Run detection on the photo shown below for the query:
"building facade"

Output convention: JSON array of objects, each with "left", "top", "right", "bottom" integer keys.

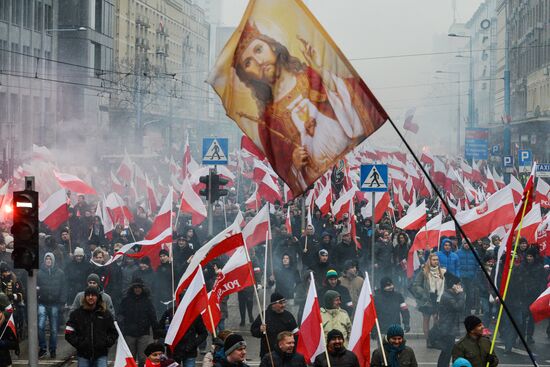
[{"left": 0, "top": 0, "right": 57, "bottom": 172}]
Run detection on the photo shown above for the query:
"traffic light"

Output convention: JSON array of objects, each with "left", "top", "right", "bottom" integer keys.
[
  {"left": 211, "top": 174, "right": 229, "bottom": 201},
  {"left": 11, "top": 189, "right": 39, "bottom": 271},
  {"left": 199, "top": 174, "right": 211, "bottom": 200}
]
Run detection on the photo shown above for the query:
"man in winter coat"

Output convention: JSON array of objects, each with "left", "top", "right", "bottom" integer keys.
[
  {"left": 338, "top": 261, "right": 363, "bottom": 308},
  {"left": 374, "top": 230, "right": 394, "bottom": 283},
  {"left": 64, "top": 247, "right": 90, "bottom": 305},
  {"left": 251, "top": 292, "right": 298, "bottom": 358},
  {"left": 519, "top": 247, "right": 546, "bottom": 344},
  {"left": 159, "top": 311, "right": 207, "bottom": 367},
  {"left": 371, "top": 325, "right": 418, "bottom": 367},
  {"left": 215, "top": 333, "right": 249, "bottom": 367},
  {"left": 333, "top": 230, "right": 358, "bottom": 272},
  {"left": 132, "top": 257, "right": 156, "bottom": 291},
  {"left": 452, "top": 315, "right": 498, "bottom": 367},
  {"left": 321, "top": 270, "right": 354, "bottom": 315},
  {"left": 320, "top": 291, "right": 351, "bottom": 344},
  {"left": 37, "top": 252, "right": 66, "bottom": 358},
  {"left": 65, "top": 286, "right": 118, "bottom": 367},
  {"left": 70, "top": 273, "right": 115, "bottom": 317},
  {"left": 117, "top": 278, "right": 160, "bottom": 366},
  {"left": 309, "top": 250, "right": 334, "bottom": 289},
  {"left": 436, "top": 273, "right": 465, "bottom": 367},
  {"left": 153, "top": 249, "right": 173, "bottom": 317},
  {"left": 260, "top": 331, "right": 307, "bottom": 367},
  {"left": 313, "top": 329, "right": 359, "bottom": 367},
  {"left": 456, "top": 242, "right": 477, "bottom": 316},
  {"left": 373, "top": 277, "right": 410, "bottom": 333},
  {"left": 437, "top": 238, "right": 460, "bottom": 277}
]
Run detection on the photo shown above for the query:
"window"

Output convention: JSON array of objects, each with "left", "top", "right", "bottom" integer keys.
[
  {"left": 0, "top": 40, "right": 8, "bottom": 68},
  {"left": 45, "top": 4, "right": 52, "bottom": 30},
  {"left": 23, "top": 0, "right": 32, "bottom": 28},
  {"left": 0, "top": 0, "right": 8, "bottom": 22},
  {"left": 10, "top": 43, "right": 19, "bottom": 72},
  {"left": 9, "top": 94, "right": 19, "bottom": 125},
  {"left": 11, "top": 0, "right": 21, "bottom": 25},
  {"left": 34, "top": 1, "right": 43, "bottom": 31},
  {"left": 95, "top": 0, "right": 103, "bottom": 32},
  {"left": 93, "top": 42, "right": 101, "bottom": 73},
  {"left": 22, "top": 45, "right": 30, "bottom": 71}
]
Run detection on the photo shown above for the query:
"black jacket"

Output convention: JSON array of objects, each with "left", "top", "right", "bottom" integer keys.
[
  {"left": 64, "top": 259, "right": 91, "bottom": 304},
  {"left": 214, "top": 359, "right": 250, "bottom": 367},
  {"left": 154, "top": 262, "right": 173, "bottom": 304},
  {"left": 160, "top": 312, "right": 207, "bottom": 361},
  {"left": 438, "top": 289, "right": 465, "bottom": 337},
  {"left": 251, "top": 308, "right": 298, "bottom": 358},
  {"left": 37, "top": 266, "right": 66, "bottom": 305},
  {"left": 313, "top": 348, "right": 359, "bottom": 367},
  {"left": 260, "top": 348, "right": 307, "bottom": 367},
  {"left": 65, "top": 302, "right": 117, "bottom": 359},
  {"left": 373, "top": 289, "right": 410, "bottom": 332},
  {"left": 0, "top": 311, "right": 18, "bottom": 366},
  {"left": 117, "top": 287, "right": 159, "bottom": 338}
]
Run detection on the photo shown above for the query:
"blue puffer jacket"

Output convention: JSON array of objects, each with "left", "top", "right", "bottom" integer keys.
[
  {"left": 457, "top": 247, "right": 477, "bottom": 279},
  {"left": 437, "top": 247, "right": 460, "bottom": 277}
]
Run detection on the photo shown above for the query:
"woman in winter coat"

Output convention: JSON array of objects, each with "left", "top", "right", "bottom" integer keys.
[{"left": 411, "top": 253, "right": 446, "bottom": 341}]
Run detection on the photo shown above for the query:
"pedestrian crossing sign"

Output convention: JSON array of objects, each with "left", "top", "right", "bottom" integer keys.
[
  {"left": 360, "top": 164, "right": 388, "bottom": 192},
  {"left": 202, "top": 138, "right": 228, "bottom": 165}
]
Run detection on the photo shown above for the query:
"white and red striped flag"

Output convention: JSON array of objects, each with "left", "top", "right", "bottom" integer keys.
[
  {"left": 456, "top": 186, "right": 516, "bottom": 242},
  {"left": 258, "top": 174, "right": 282, "bottom": 205},
  {"left": 285, "top": 206, "right": 292, "bottom": 234},
  {"left": 166, "top": 265, "right": 209, "bottom": 348},
  {"left": 535, "top": 178, "right": 550, "bottom": 209},
  {"left": 54, "top": 172, "right": 97, "bottom": 195},
  {"left": 180, "top": 179, "right": 207, "bottom": 226},
  {"left": 105, "top": 192, "right": 133, "bottom": 225},
  {"left": 395, "top": 201, "right": 427, "bottom": 231},
  {"left": 361, "top": 192, "right": 391, "bottom": 224},
  {"left": 114, "top": 322, "right": 137, "bottom": 367},
  {"left": 145, "top": 175, "right": 158, "bottom": 214},
  {"left": 203, "top": 246, "right": 255, "bottom": 333},
  {"left": 406, "top": 214, "right": 442, "bottom": 277},
  {"left": 242, "top": 204, "right": 271, "bottom": 248},
  {"left": 110, "top": 171, "right": 125, "bottom": 196},
  {"left": 117, "top": 152, "right": 133, "bottom": 183},
  {"left": 315, "top": 183, "right": 332, "bottom": 216},
  {"left": 39, "top": 189, "right": 69, "bottom": 230},
  {"left": 349, "top": 271, "right": 377, "bottom": 367},
  {"left": 515, "top": 203, "right": 542, "bottom": 243},
  {"left": 296, "top": 272, "right": 325, "bottom": 364},
  {"left": 530, "top": 287, "right": 550, "bottom": 323},
  {"left": 332, "top": 188, "right": 356, "bottom": 221}
]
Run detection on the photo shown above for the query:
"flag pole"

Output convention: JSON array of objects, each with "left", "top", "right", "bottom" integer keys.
[
  {"left": 263, "top": 231, "right": 269, "bottom": 313},
  {"left": 385, "top": 115, "right": 537, "bottom": 366},
  {"left": 0, "top": 314, "right": 11, "bottom": 340},
  {"left": 206, "top": 302, "right": 218, "bottom": 339},
  {"left": 169, "top": 241, "right": 176, "bottom": 315},
  {"left": 487, "top": 189, "right": 531, "bottom": 365},
  {"left": 320, "top": 322, "right": 332, "bottom": 367},
  {"left": 243, "top": 243, "right": 275, "bottom": 367},
  {"left": 374, "top": 318, "right": 388, "bottom": 367}
]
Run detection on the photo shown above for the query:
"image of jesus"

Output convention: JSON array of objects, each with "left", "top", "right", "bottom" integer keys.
[{"left": 233, "top": 22, "right": 376, "bottom": 193}]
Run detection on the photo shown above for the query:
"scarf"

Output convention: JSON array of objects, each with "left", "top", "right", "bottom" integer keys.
[
  {"left": 428, "top": 266, "right": 444, "bottom": 300},
  {"left": 385, "top": 342, "right": 405, "bottom": 367}
]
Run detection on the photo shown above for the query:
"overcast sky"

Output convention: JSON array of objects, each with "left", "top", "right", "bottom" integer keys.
[{"left": 217, "top": 0, "right": 485, "bottom": 153}]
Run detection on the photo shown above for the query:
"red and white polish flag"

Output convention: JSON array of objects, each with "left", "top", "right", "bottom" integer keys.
[
  {"left": 180, "top": 179, "right": 207, "bottom": 226},
  {"left": 166, "top": 265, "right": 209, "bottom": 349},
  {"left": 110, "top": 171, "right": 125, "bottom": 196},
  {"left": 285, "top": 206, "right": 292, "bottom": 234},
  {"left": 117, "top": 153, "right": 134, "bottom": 183},
  {"left": 203, "top": 246, "right": 255, "bottom": 333},
  {"left": 296, "top": 273, "right": 325, "bottom": 365},
  {"left": 54, "top": 172, "right": 97, "bottom": 195},
  {"left": 332, "top": 187, "right": 356, "bottom": 221},
  {"left": 39, "top": 189, "right": 69, "bottom": 231},
  {"left": 242, "top": 204, "right": 271, "bottom": 248},
  {"left": 395, "top": 201, "right": 427, "bottom": 231},
  {"left": 530, "top": 287, "right": 550, "bottom": 323},
  {"left": 515, "top": 203, "right": 542, "bottom": 243},
  {"left": 406, "top": 213, "right": 442, "bottom": 277},
  {"left": 535, "top": 178, "right": 550, "bottom": 209},
  {"left": 315, "top": 183, "right": 332, "bottom": 216},
  {"left": 114, "top": 321, "right": 137, "bottom": 367},
  {"left": 349, "top": 271, "right": 377, "bottom": 367},
  {"left": 456, "top": 186, "right": 515, "bottom": 242}
]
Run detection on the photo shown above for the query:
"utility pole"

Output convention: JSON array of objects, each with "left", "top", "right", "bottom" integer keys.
[{"left": 503, "top": 1, "right": 512, "bottom": 183}]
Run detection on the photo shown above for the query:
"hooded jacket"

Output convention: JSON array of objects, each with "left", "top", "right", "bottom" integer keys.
[
  {"left": 371, "top": 339, "right": 418, "bottom": 367},
  {"left": 65, "top": 295, "right": 118, "bottom": 359},
  {"left": 37, "top": 252, "right": 66, "bottom": 305},
  {"left": 117, "top": 284, "right": 160, "bottom": 338},
  {"left": 320, "top": 291, "right": 352, "bottom": 344}
]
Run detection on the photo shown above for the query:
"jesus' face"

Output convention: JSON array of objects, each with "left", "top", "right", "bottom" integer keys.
[{"left": 239, "top": 39, "right": 278, "bottom": 85}]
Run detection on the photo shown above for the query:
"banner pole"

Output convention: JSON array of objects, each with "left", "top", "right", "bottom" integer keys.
[{"left": 385, "top": 115, "right": 537, "bottom": 366}]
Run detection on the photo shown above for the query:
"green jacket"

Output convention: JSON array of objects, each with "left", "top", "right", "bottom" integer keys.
[
  {"left": 320, "top": 308, "right": 351, "bottom": 344},
  {"left": 451, "top": 334, "right": 498, "bottom": 367}
]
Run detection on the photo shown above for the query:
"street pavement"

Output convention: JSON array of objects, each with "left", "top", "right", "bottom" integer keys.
[{"left": 10, "top": 293, "right": 550, "bottom": 366}]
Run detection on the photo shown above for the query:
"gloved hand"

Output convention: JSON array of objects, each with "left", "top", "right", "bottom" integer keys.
[
  {"left": 487, "top": 353, "right": 498, "bottom": 365},
  {"left": 404, "top": 325, "right": 411, "bottom": 333}
]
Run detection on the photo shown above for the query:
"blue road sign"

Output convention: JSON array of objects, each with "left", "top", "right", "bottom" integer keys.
[
  {"left": 503, "top": 155, "right": 513, "bottom": 167},
  {"left": 492, "top": 145, "right": 499, "bottom": 154},
  {"left": 465, "top": 128, "right": 489, "bottom": 160},
  {"left": 518, "top": 149, "right": 532, "bottom": 166},
  {"left": 360, "top": 164, "right": 388, "bottom": 192},
  {"left": 202, "top": 138, "right": 229, "bottom": 165},
  {"left": 537, "top": 163, "right": 550, "bottom": 178}
]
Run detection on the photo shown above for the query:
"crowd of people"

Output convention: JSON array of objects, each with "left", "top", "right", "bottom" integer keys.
[{"left": 0, "top": 175, "right": 544, "bottom": 367}]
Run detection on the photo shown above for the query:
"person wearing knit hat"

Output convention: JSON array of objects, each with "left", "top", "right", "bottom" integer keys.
[
  {"left": 371, "top": 325, "right": 418, "bottom": 367},
  {"left": 251, "top": 288, "right": 298, "bottom": 358},
  {"left": 321, "top": 271, "right": 354, "bottom": 315},
  {"left": 320, "top": 290, "right": 352, "bottom": 346},
  {"left": 435, "top": 272, "right": 465, "bottom": 367},
  {"left": 313, "top": 329, "right": 358, "bottom": 367},
  {"left": 451, "top": 315, "right": 498, "bottom": 367},
  {"left": 338, "top": 260, "right": 363, "bottom": 310},
  {"left": 374, "top": 277, "right": 411, "bottom": 335},
  {"left": 155, "top": 248, "right": 173, "bottom": 318},
  {"left": 65, "top": 283, "right": 117, "bottom": 366},
  {"left": 221, "top": 333, "right": 248, "bottom": 366},
  {"left": 143, "top": 342, "right": 179, "bottom": 367},
  {"left": 73, "top": 247, "right": 85, "bottom": 257},
  {"left": 452, "top": 358, "right": 473, "bottom": 367},
  {"left": 69, "top": 273, "right": 115, "bottom": 317}
]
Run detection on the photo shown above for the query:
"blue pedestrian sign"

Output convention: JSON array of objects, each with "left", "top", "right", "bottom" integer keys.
[
  {"left": 360, "top": 164, "right": 388, "bottom": 192},
  {"left": 503, "top": 155, "right": 513, "bottom": 167},
  {"left": 202, "top": 138, "right": 228, "bottom": 165},
  {"left": 518, "top": 149, "right": 532, "bottom": 166}
]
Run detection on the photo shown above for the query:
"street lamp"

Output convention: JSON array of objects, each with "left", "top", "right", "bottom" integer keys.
[
  {"left": 436, "top": 70, "right": 462, "bottom": 155},
  {"left": 449, "top": 33, "right": 475, "bottom": 127}
]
